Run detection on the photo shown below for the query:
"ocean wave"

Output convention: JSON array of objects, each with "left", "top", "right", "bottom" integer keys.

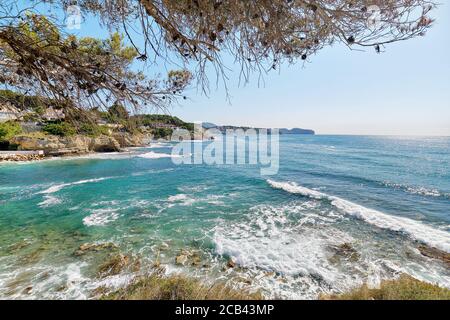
[
  {"left": 166, "top": 193, "right": 225, "bottom": 207},
  {"left": 267, "top": 180, "right": 450, "bottom": 253},
  {"left": 382, "top": 181, "right": 449, "bottom": 198},
  {"left": 147, "top": 142, "right": 173, "bottom": 148},
  {"left": 39, "top": 177, "right": 112, "bottom": 194},
  {"left": 137, "top": 151, "right": 184, "bottom": 159},
  {"left": 38, "top": 195, "right": 62, "bottom": 207},
  {"left": 82, "top": 208, "right": 120, "bottom": 226},
  {"left": 212, "top": 204, "right": 370, "bottom": 299}
]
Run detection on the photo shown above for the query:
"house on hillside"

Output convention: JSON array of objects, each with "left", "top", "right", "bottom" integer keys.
[
  {"left": 0, "top": 103, "right": 20, "bottom": 122},
  {"left": 42, "top": 107, "right": 65, "bottom": 121},
  {"left": 147, "top": 122, "right": 178, "bottom": 129}
]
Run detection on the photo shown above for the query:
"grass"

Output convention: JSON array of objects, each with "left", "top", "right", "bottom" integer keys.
[
  {"left": 321, "top": 275, "right": 450, "bottom": 300},
  {"left": 100, "top": 272, "right": 262, "bottom": 300}
]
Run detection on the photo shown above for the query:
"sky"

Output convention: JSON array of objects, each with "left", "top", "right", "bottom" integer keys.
[
  {"left": 173, "top": 4, "right": 450, "bottom": 136},
  {"left": 41, "top": 2, "right": 450, "bottom": 135}
]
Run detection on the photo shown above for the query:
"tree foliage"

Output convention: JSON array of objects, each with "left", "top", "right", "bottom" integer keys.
[
  {"left": 0, "top": 121, "right": 22, "bottom": 141},
  {"left": 0, "top": 4, "right": 192, "bottom": 114},
  {"left": 0, "top": 0, "right": 437, "bottom": 111}
]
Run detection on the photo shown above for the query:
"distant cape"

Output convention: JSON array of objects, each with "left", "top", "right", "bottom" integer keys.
[
  {"left": 201, "top": 123, "right": 315, "bottom": 135},
  {"left": 278, "top": 128, "right": 315, "bottom": 135}
]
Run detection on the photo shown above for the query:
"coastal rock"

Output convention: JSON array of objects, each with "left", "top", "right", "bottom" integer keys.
[
  {"left": 88, "top": 135, "right": 121, "bottom": 152},
  {"left": 11, "top": 134, "right": 121, "bottom": 155},
  {"left": 74, "top": 242, "right": 118, "bottom": 256},
  {"left": 329, "top": 243, "right": 360, "bottom": 264},
  {"left": 0, "top": 153, "right": 44, "bottom": 161},
  {"left": 418, "top": 245, "right": 450, "bottom": 267},
  {"left": 112, "top": 132, "right": 144, "bottom": 148},
  {"left": 227, "top": 259, "right": 236, "bottom": 269},
  {"left": 175, "top": 254, "right": 188, "bottom": 265},
  {"left": 175, "top": 249, "right": 203, "bottom": 267},
  {"left": 97, "top": 253, "right": 131, "bottom": 277}
]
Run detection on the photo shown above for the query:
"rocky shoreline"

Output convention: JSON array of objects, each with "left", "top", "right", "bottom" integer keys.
[
  {"left": 0, "top": 132, "right": 151, "bottom": 162},
  {"left": 0, "top": 152, "right": 45, "bottom": 162}
]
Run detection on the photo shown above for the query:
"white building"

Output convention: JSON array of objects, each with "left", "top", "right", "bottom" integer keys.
[
  {"left": 42, "top": 107, "right": 65, "bottom": 121},
  {"left": 0, "top": 104, "right": 20, "bottom": 122}
]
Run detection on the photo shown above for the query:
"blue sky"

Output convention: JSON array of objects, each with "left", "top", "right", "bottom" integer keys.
[
  {"left": 57, "top": 2, "right": 450, "bottom": 135},
  {"left": 173, "top": 4, "right": 450, "bottom": 136}
]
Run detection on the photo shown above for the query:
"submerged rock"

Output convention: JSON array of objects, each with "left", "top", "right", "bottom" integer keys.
[
  {"left": 74, "top": 242, "right": 118, "bottom": 256},
  {"left": 97, "top": 253, "right": 140, "bottom": 278},
  {"left": 175, "top": 249, "right": 204, "bottom": 267},
  {"left": 227, "top": 259, "right": 236, "bottom": 269},
  {"left": 329, "top": 243, "right": 360, "bottom": 264},
  {"left": 175, "top": 254, "right": 188, "bottom": 265},
  {"left": 418, "top": 245, "right": 450, "bottom": 267}
]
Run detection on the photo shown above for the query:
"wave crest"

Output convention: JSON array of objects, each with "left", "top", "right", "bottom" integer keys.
[{"left": 267, "top": 180, "right": 450, "bottom": 253}]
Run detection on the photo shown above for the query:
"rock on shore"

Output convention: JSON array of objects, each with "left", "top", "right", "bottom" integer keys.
[
  {"left": 9, "top": 132, "right": 146, "bottom": 157},
  {"left": 0, "top": 153, "right": 44, "bottom": 162}
]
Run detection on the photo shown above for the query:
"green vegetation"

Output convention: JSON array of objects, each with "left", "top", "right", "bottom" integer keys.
[
  {"left": 0, "top": 121, "right": 22, "bottom": 141},
  {"left": 321, "top": 275, "right": 450, "bottom": 300},
  {"left": 101, "top": 273, "right": 262, "bottom": 300},
  {"left": 133, "top": 114, "right": 194, "bottom": 132},
  {"left": 0, "top": 89, "right": 195, "bottom": 143},
  {"left": 0, "top": 90, "right": 47, "bottom": 114},
  {"left": 109, "top": 102, "right": 129, "bottom": 120},
  {"left": 79, "top": 123, "right": 110, "bottom": 137},
  {"left": 152, "top": 128, "right": 173, "bottom": 140},
  {"left": 42, "top": 122, "right": 76, "bottom": 137}
]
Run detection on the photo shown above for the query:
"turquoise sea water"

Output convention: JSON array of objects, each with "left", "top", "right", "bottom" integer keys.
[{"left": 0, "top": 135, "right": 449, "bottom": 299}]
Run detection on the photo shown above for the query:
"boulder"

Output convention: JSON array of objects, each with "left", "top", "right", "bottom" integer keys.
[
  {"left": 74, "top": 242, "right": 118, "bottom": 256},
  {"left": 88, "top": 135, "right": 121, "bottom": 152},
  {"left": 112, "top": 132, "right": 144, "bottom": 148},
  {"left": 11, "top": 134, "right": 121, "bottom": 155},
  {"left": 418, "top": 245, "right": 450, "bottom": 267},
  {"left": 175, "top": 254, "right": 188, "bottom": 265}
]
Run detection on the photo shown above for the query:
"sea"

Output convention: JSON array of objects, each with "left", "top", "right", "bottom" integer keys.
[{"left": 0, "top": 135, "right": 449, "bottom": 299}]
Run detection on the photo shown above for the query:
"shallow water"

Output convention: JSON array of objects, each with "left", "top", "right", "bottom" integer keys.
[{"left": 0, "top": 135, "right": 449, "bottom": 299}]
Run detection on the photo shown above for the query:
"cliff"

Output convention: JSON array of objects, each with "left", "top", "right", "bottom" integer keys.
[
  {"left": 10, "top": 132, "right": 146, "bottom": 156},
  {"left": 279, "top": 128, "right": 315, "bottom": 135},
  {"left": 202, "top": 123, "right": 315, "bottom": 135}
]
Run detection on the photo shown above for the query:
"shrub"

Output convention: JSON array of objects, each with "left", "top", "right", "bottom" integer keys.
[
  {"left": 100, "top": 273, "right": 262, "bottom": 300},
  {"left": 79, "top": 123, "right": 110, "bottom": 137},
  {"left": 0, "top": 89, "right": 46, "bottom": 114},
  {"left": 152, "top": 127, "right": 173, "bottom": 139},
  {"left": 321, "top": 275, "right": 450, "bottom": 300},
  {"left": 0, "top": 121, "right": 22, "bottom": 141},
  {"left": 42, "top": 122, "right": 76, "bottom": 136}
]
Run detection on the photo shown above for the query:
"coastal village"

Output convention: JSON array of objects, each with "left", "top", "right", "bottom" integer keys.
[{"left": 0, "top": 90, "right": 193, "bottom": 161}]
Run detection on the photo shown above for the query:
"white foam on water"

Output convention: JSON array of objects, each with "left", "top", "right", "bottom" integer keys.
[
  {"left": 39, "top": 177, "right": 112, "bottom": 194},
  {"left": 383, "top": 181, "right": 447, "bottom": 198},
  {"left": 147, "top": 142, "right": 173, "bottom": 148},
  {"left": 212, "top": 203, "right": 367, "bottom": 299},
  {"left": 267, "top": 180, "right": 450, "bottom": 253},
  {"left": 168, "top": 194, "right": 189, "bottom": 202},
  {"left": 83, "top": 208, "right": 120, "bottom": 226},
  {"left": 38, "top": 195, "right": 62, "bottom": 207},
  {"left": 137, "top": 151, "right": 180, "bottom": 159},
  {"left": 0, "top": 261, "right": 90, "bottom": 299},
  {"left": 167, "top": 193, "right": 226, "bottom": 207}
]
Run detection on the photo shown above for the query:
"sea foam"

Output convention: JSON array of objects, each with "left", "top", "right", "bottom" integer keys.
[
  {"left": 39, "top": 177, "right": 112, "bottom": 194},
  {"left": 82, "top": 208, "right": 120, "bottom": 226},
  {"left": 138, "top": 151, "right": 182, "bottom": 159},
  {"left": 267, "top": 180, "right": 450, "bottom": 253}
]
